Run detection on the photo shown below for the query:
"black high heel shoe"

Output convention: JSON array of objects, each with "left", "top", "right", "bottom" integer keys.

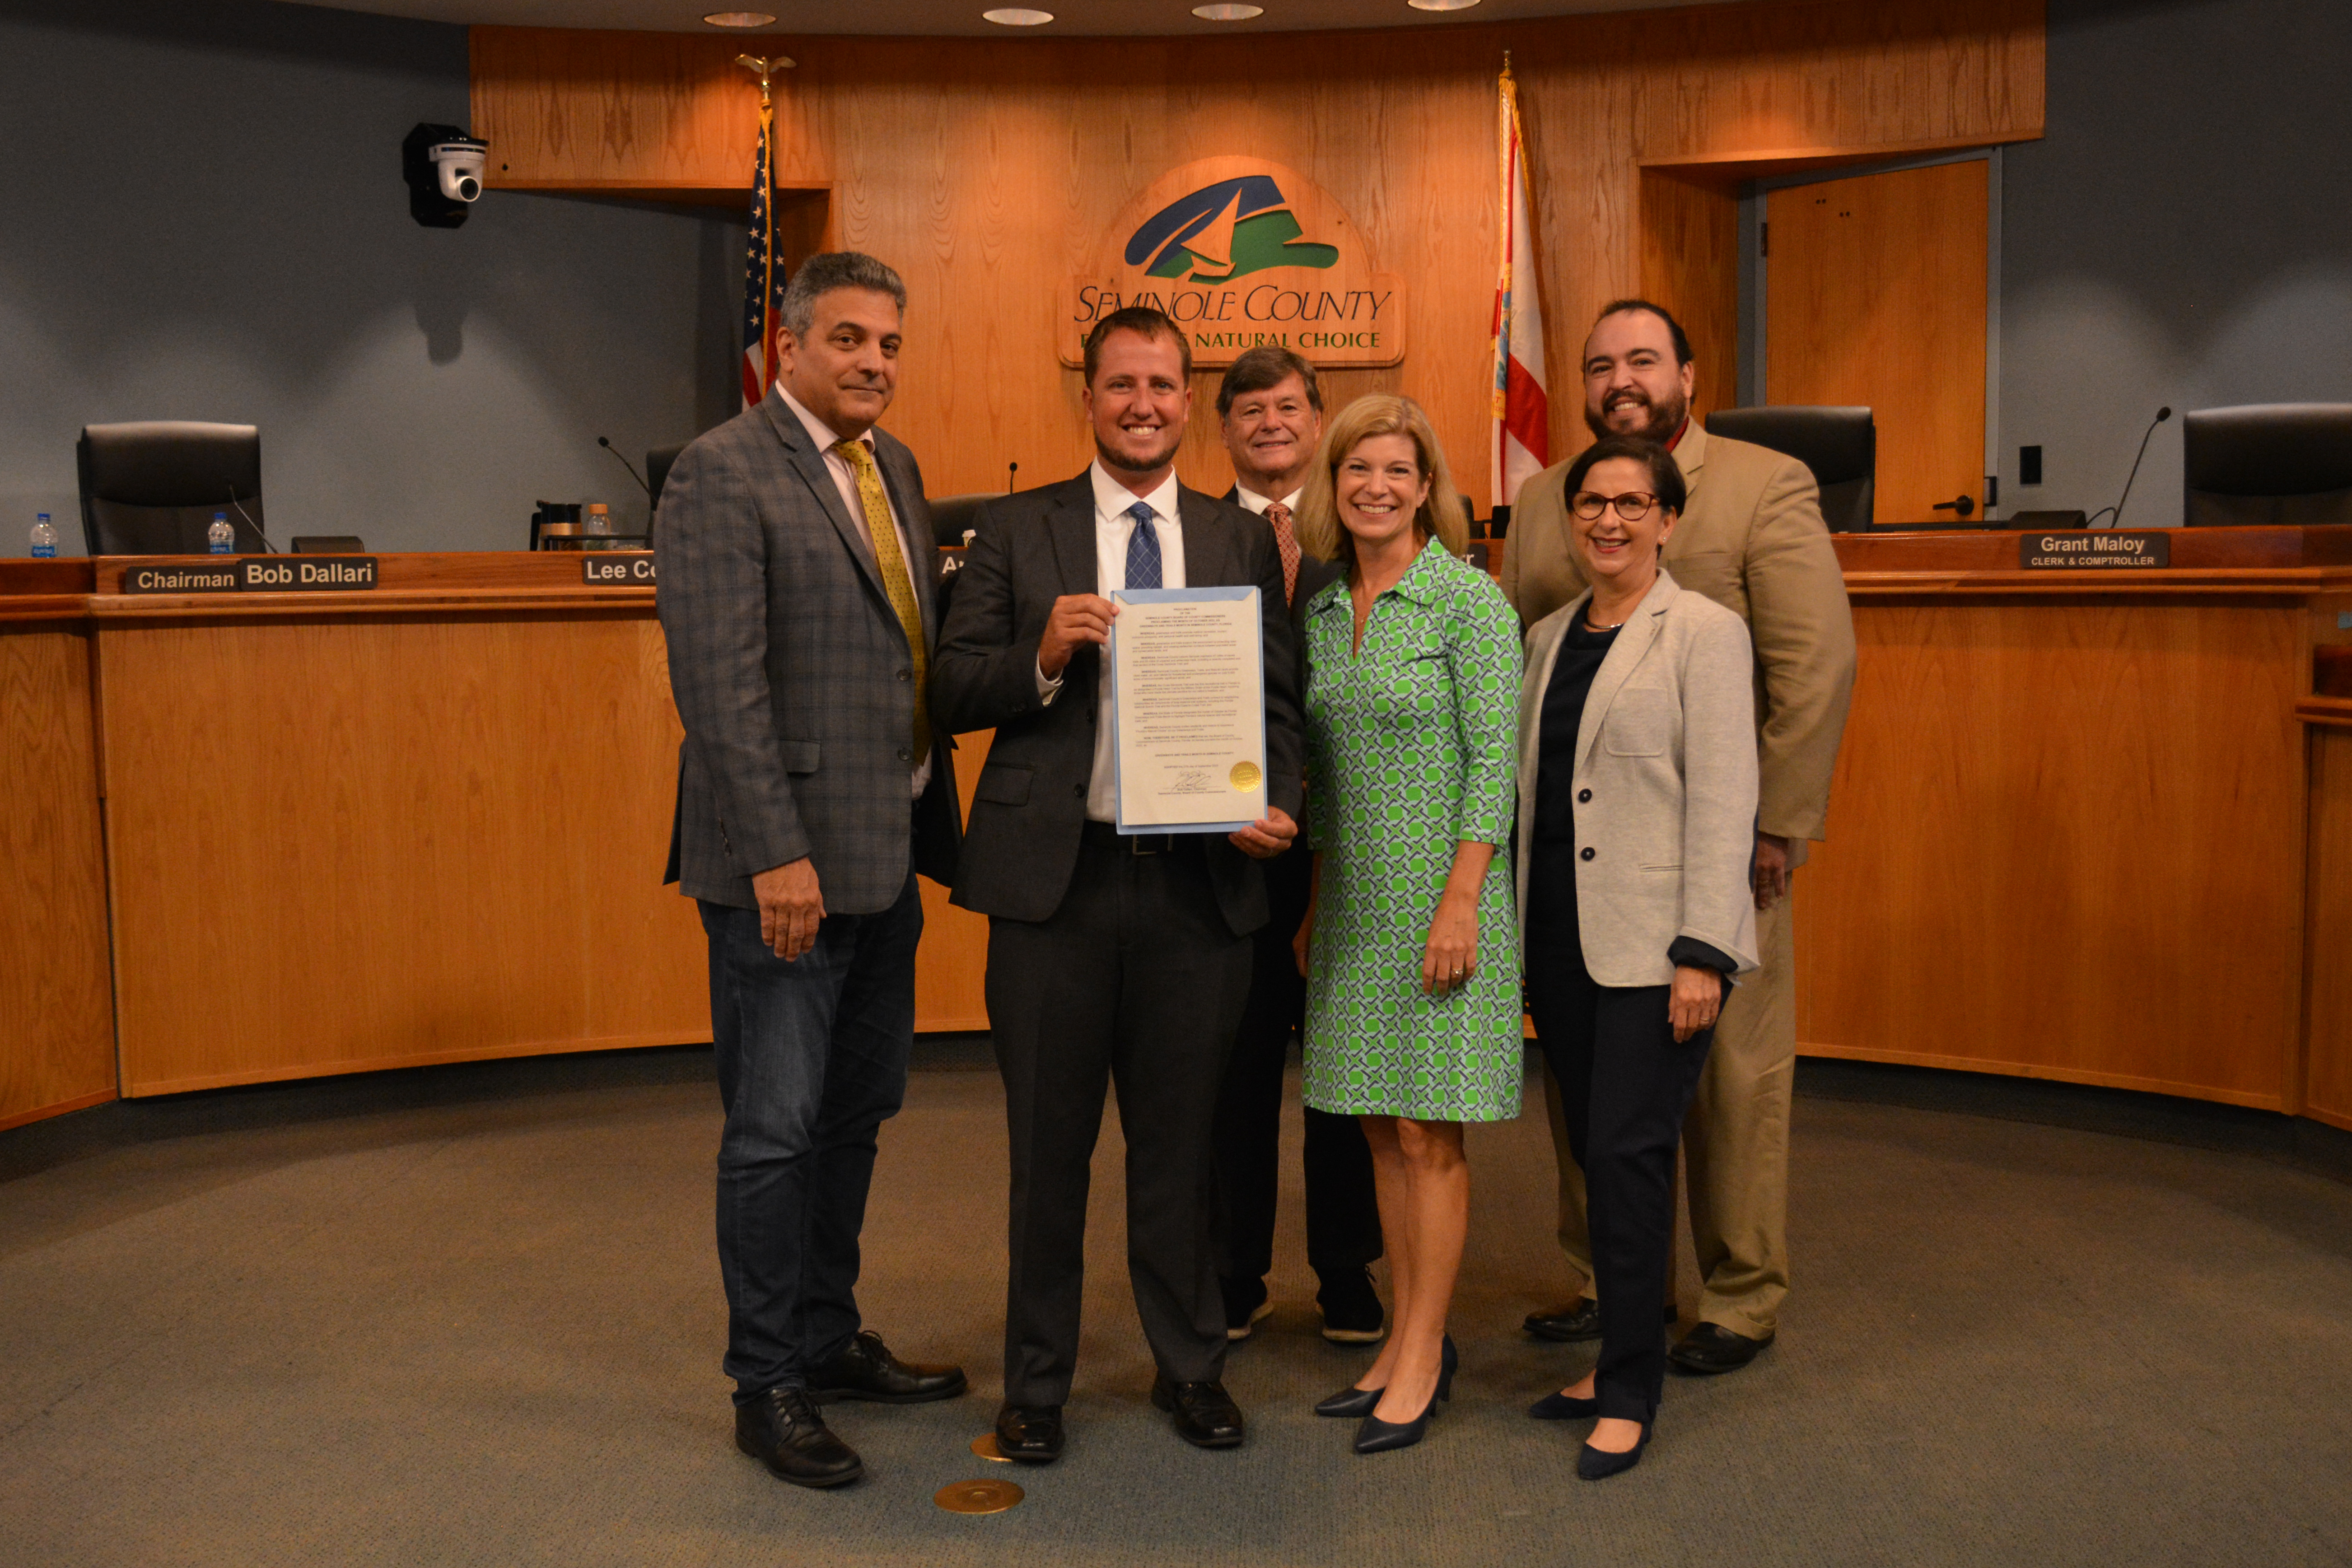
[
  {"left": 1347, "top": 1337, "right": 1457, "bottom": 1453},
  {"left": 1576, "top": 1419, "right": 1653, "bottom": 1480},
  {"left": 1528, "top": 1387, "right": 1601, "bottom": 1420},
  {"left": 1354, "top": 1390, "right": 1438, "bottom": 1453},
  {"left": 1316, "top": 1335, "right": 1456, "bottom": 1420}
]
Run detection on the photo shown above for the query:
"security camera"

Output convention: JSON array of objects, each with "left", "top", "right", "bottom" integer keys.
[
  {"left": 402, "top": 122, "right": 489, "bottom": 229},
  {"left": 430, "top": 138, "right": 489, "bottom": 203}
]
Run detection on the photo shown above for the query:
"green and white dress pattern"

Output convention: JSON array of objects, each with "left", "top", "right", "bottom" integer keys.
[{"left": 1299, "top": 540, "right": 1525, "bottom": 1122}]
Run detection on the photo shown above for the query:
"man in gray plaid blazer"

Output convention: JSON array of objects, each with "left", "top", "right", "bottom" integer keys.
[{"left": 657, "top": 252, "right": 966, "bottom": 1492}]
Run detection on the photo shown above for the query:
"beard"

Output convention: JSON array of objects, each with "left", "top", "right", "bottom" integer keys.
[
  {"left": 1096, "top": 425, "right": 1185, "bottom": 475},
  {"left": 1584, "top": 384, "right": 1689, "bottom": 444}
]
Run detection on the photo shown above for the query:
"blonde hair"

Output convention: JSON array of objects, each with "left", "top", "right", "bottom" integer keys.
[{"left": 1295, "top": 394, "right": 1470, "bottom": 574}]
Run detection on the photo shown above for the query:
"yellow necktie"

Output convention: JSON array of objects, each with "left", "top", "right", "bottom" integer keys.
[{"left": 833, "top": 438, "right": 929, "bottom": 768}]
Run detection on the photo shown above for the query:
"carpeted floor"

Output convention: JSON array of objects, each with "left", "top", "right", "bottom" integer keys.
[{"left": 2, "top": 1041, "right": 2349, "bottom": 1567}]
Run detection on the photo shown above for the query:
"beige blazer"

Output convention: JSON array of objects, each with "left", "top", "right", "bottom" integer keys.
[
  {"left": 1514, "top": 569, "right": 1760, "bottom": 986},
  {"left": 1503, "top": 420, "right": 1856, "bottom": 844}
]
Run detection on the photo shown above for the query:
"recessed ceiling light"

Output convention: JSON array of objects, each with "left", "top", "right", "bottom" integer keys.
[
  {"left": 1405, "top": 0, "right": 1481, "bottom": 9},
  {"left": 1193, "top": 3, "right": 1265, "bottom": 17},
  {"left": 982, "top": 7, "right": 1054, "bottom": 22},
  {"left": 702, "top": 10, "right": 775, "bottom": 23}
]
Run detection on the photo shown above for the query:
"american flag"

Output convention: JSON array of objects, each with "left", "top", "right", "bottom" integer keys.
[{"left": 741, "top": 89, "right": 786, "bottom": 409}]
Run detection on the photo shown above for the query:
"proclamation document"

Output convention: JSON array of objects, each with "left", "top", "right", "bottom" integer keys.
[{"left": 1109, "top": 586, "right": 1269, "bottom": 834}]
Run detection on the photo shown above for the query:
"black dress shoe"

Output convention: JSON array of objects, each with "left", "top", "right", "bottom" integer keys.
[
  {"left": 993, "top": 1403, "right": 1064, "bottom": 1464},
  {"left": 1152, "top": 1377, "right": 1246, "bottom": 1448},
  {"left": 1316, "top": 1266, "right": 1386, "bottom": 1344},
  {"left": 735, "top": 1386, "right": 863, "bottom": 1489},
  {"left": 1668, "top": 1322, "right": 1773, "bottom": 1375},
  {"left": 1577, "top": 1420, "right": 1652, "bottom": 1480},
  {"left": 806, "top": 1330, "right": 968, "bottom": 1404},
  {"left": 1523, "top": 1299, "right": 1601, "bottom": 1342},
  {"left": 1221, "top": 1276, "right": 1274, "bottom": 1341}
]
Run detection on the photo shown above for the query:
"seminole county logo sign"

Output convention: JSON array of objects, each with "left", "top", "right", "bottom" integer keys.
[{"left": 1060, "top": 156, "right": 1405, "bottom": 369}]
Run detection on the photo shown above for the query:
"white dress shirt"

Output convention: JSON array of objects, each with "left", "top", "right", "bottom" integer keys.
[
  {"left": 1037, "top": 460, "right": 1187, "bottom": 822},
  {"left": 1231, "top": 484, "right": 1304, "bottom": 516},
  {"left": 778, "top": 385, "right": 931, "bottom": 797}
]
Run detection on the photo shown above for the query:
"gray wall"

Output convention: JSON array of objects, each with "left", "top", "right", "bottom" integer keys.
[
  {"left": 0, "top": 0, "right": 742, "bottom": 556},
  {"left": 2000, "top": 0, "right": 2352, "bottom": 523}
]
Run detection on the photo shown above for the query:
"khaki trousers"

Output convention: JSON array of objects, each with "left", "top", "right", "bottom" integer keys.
[{"left": 1542, "top": 892, "right": 1795, "bottom": 1338}]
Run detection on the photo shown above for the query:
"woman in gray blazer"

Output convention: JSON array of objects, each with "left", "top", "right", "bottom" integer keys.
[{"left": 1513, "top": 433, "right": 1759, "bottom": 1480}]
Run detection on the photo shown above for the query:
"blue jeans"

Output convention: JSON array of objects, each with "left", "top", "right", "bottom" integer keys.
[{"left": 701, "top": 871, "right": 923, "bottom": 1403}]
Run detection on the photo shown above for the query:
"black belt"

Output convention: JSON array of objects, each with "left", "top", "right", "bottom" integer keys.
[{"left": 1080, "top": 820, "right": 1189, "bottom": 855}]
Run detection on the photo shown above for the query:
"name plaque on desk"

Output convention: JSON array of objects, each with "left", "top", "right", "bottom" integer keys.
[
  {"left": 2019, "top": 532, "right": 2169, "bottom": 570},
  {"left": 582, "top": 554, "right": 656, "bottom": 585},
  {"left": 124, "top": 557, "right": 378, "bottom": 594}
]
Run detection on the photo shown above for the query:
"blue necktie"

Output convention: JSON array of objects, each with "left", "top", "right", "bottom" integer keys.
[{"left": 1124, "top": 500, "right": 1163, "bottom": 590}]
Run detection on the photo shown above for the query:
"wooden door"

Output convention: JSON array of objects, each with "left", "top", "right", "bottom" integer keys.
[{"left": 1767, "top": 161, "right": 1987, "bottom": 525}]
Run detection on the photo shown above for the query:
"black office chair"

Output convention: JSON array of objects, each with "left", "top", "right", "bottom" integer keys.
[
  {"left": 929, "top": 494, "right": 994, "bottom": 550},
  {"left": 2182, "top": 404, "right": 2352, "bottom": 527},
  {"left": 647, "top": 443, "right": 689, "bottom": 512},
  {"left": 1704, "top": 406, "right": 1876, "bottom": 533},
  {"left": 291, "top": 536, "right": 365, "bottom": 553},
  {"left": 78, "top": 422, "right": 269, "bottom": 555}
]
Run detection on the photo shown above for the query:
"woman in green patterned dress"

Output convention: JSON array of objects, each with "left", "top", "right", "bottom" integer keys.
[{"left": 1292, "top": 394, "right": 1524, "bottom": 1455}]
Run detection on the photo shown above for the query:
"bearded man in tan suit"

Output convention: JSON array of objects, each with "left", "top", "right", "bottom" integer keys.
[{"left": 1503, "top": 298, "right": 1855, "bottom": 1374}]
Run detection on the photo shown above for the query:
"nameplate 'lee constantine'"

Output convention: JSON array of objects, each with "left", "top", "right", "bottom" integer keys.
[{"left": 123, "top": 557, "right": 379, "bottom": 594}]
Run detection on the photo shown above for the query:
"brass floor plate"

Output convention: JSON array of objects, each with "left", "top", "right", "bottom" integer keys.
[
  {"left": 935, "top": 1478, "right": 1024, "bottom": 1514},
  {"left": 970, "top": 1433, "right": 1013, "bottom": 1462}
]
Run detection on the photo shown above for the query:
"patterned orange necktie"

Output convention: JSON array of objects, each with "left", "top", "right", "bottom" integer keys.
[
  {"left": 833, "top": 439, "right": 929, "bottom": 767},
  {"left": 1264, "top": 500, "right": 1302, "bottom": 608}
]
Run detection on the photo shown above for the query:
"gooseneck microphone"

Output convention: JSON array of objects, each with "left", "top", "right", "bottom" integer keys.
[
  {"left": 228, "top": 486, "right": 275, "bottom": 551},
  {"left": 2085, "top": 406, "right": 2171, "bottom": 529},
  {"left": 1008, "top": 461, "right": 1019, "bottom": 493},
  {"left": 597, "top": 436, "right": 654, "bottom": 499}
]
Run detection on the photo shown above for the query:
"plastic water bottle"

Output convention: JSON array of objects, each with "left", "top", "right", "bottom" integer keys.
[
  {"left": 207, "top": 511, "right": 233, "bottom": 554},
  {"left": 30, "top": 512, "right": 57, "bottom": 557}
]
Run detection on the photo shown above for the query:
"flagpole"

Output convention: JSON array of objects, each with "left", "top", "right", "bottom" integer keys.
[{"left": 736, "top": 54, "right": 796, "bottom": 409}]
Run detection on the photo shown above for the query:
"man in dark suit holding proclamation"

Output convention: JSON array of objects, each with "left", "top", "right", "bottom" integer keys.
[
  {"left": 658, "top": 252, "right": 968, "bottom": 1491},
  {"left": 1208, "top": 347, "right": 1385, "bottom": 1345},
  {"left": 933, "top": 307, "right": 1306, "bottom": 1462}
]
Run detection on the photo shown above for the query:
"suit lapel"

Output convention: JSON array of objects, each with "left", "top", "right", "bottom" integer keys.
[
  {"left": 760, "top": 391, "right": 889, "bottom": 606},
  {"left": 1575, "top": 573, "right": 1680, "bottom": 770},
  {"left": 1043, "top": 477, "right": 1097, "bottom": 600},
  {"left": 1179, "top": 487, "right": 1235, "bottom": 588}
]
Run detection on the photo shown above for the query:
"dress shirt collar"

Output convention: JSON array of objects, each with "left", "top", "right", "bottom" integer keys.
[
  {"left": 1381, "top": 534, "right": 1450, "bottom": 607},
  {"left": 1232, "top": 484, "right": 1304, "bottom": 516},
  {"left": 1089, "top": 459, "right": 1181, "bottom": 526},
  {"left": 779, "top": 384, "right": 873, "bottom": 458}
]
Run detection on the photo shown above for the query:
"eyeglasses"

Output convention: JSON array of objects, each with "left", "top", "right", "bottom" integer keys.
[{"left": 1569, "top": 490, "right": 1662, "bottom": 522}]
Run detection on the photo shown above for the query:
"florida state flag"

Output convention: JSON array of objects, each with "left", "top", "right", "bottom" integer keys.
[{"left": 1491, "top": 61, "right": 1549, "bottom": 506}]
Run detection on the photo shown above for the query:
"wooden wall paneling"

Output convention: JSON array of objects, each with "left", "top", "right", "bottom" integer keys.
[
  {"left": 1795, "top": 599, "right": 2308, "bottom": 1106},
  {"left": 471, "top": 26, "right": 831, "bottom": 191},
  {"left": 1768, "top": 159, "right": 1989, "bottom": 523},
  {"left": 0, "top": 625, "right": 118, "bottom": 1129},
  {"left": 2303, "top": 723, "right": 2352, "bottom": 1132},
  {"left": 99, "top": 612, "right": 710, "bottom": 1096},
  {"left": 472, "top": 0, "right": 2043, "bottom": 508},
  {"left": 1638, "top": 169, "right": 1740, "bottom": 423}
]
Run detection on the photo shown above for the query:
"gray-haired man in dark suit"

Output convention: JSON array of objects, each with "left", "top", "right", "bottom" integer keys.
[{"left": 657, "top": 251, "right": 967, "bottom": 1492}]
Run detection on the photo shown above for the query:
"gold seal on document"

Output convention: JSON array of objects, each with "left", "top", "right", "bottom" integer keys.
[{"left": 1229, "top": 761, "right": 1262, "bottom": 791}]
